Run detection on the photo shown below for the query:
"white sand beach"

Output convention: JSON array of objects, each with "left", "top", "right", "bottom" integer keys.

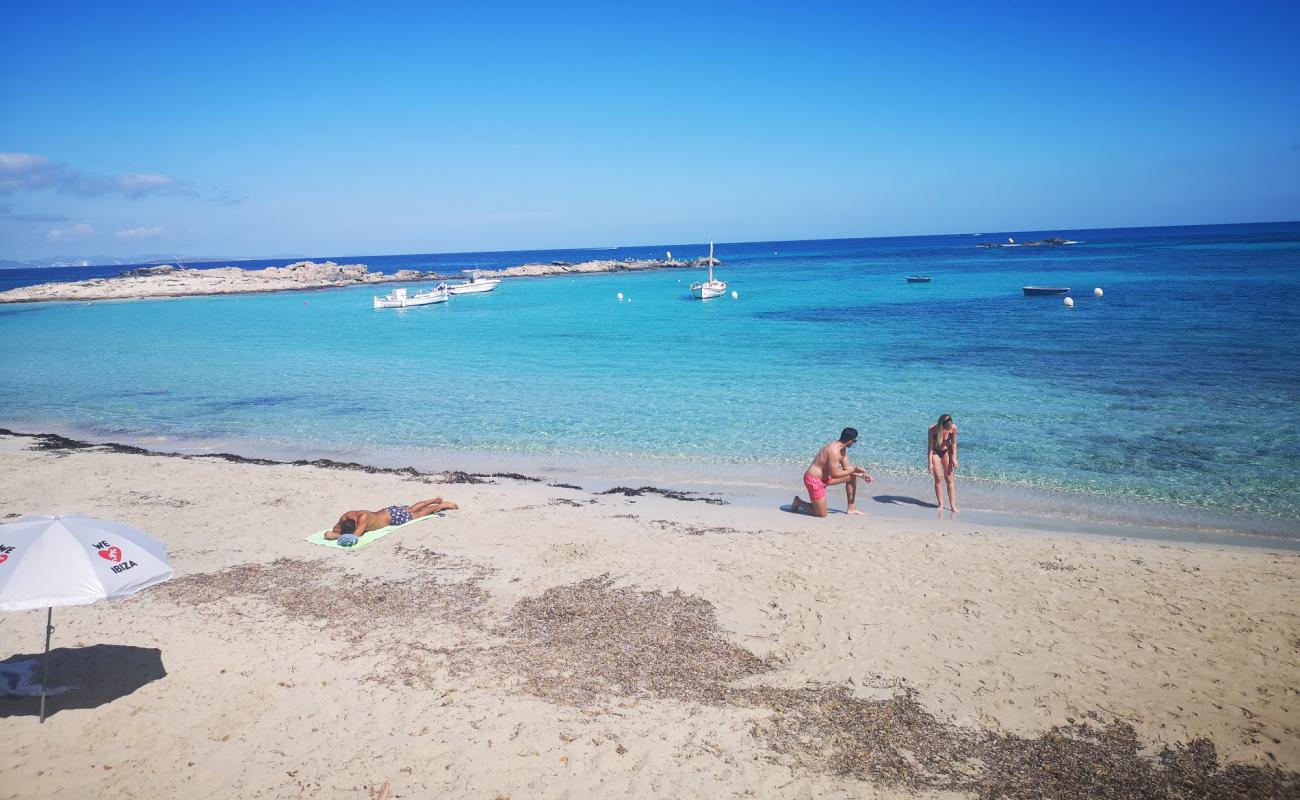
[{"left": 1, "top": 433, "right": 1297, "bottom": 798}]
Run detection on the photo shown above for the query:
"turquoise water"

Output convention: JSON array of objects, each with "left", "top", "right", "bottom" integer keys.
[{"left": 2, "top": 223, "right": 1298, "bottom": 534}]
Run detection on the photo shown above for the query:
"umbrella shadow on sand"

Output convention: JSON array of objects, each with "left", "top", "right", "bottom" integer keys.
[{"left": 0, "top": 645, "right": 165, "bottom": 720}]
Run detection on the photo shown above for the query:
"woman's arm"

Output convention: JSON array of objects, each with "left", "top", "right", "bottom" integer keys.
[{"left": 951, "top": 428, "right": 959, "bottom": 469}]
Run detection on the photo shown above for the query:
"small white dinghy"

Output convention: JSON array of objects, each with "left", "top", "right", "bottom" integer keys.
[
  {"left": 440, "top": 270, "right": 501, "bottom": 295},
  {"left": 689, "top": 242, "right": 727, "bottom": 299},
  {"left": 373, "top": 286, "right": 449, "bottom": 309}
]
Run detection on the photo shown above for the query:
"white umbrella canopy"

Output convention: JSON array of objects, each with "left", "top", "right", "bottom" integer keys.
[
  {"left": 0, "top": 514, "right": 174, "bottom": 611},
  {"left": 0, "top": 514, "right": 174, "bottom": 722}
]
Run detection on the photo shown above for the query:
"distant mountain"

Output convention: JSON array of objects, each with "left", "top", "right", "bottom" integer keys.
[
  {"left": 5, "top": 251, "right": 319, "bottom": 269},
  {"left": 115, "top": 254, "right": 233, "bottom": 266},
  {"left": 19, "top": 254, "right": 124, "bottom": 268},
  {"left": 14, "top": 254, "right": 235, "bottom": 268}
]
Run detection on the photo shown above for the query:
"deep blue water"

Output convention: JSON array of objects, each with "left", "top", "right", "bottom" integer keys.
[{"left": 2, "top": 222, "right": 1298, "bottom": 532}]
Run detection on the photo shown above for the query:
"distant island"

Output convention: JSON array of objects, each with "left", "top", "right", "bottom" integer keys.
[
  {"left": 0, "top": 255, "right": 720, "bottom": 304},
  {"left": 976, "top": 237, "right": 1079, "bottom": 249}
]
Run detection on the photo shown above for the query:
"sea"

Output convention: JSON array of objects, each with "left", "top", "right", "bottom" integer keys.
[{"left": 2, "top": 222, "right": 1298, "bottom": 541}]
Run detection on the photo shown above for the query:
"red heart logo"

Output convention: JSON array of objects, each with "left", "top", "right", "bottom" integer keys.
[
  {"left": 0, "top": 554, "right": 7, "bottom": 565},
  {"left": 98, "top": 546, "right": 122, "bottom": 563}
]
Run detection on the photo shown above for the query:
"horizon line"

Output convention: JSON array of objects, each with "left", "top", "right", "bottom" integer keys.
[{"left": 8, "top": 217, "right": 1299, "bottom": 269}]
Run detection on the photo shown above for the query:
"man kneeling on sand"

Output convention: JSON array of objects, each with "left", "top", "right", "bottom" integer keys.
[
  {"left": 791, "top": 427, "right": 874, "bottom": 517},
  {"left": 326, "top": 497, "right": 459, "bottom": 540}
]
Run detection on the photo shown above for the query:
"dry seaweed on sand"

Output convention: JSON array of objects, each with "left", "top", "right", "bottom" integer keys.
[
  {"left": 548, "top": 498, "right": 590, "bottom": 507},
  {"left": 146, "top": 554, "right": 1299, "bottom": 797},
  {"left": 155, "top": 557, "right": 489, "bottom": 640},
  {"left": 491, "top": 577, "right": 1299, "bottom": 799},
  {"left": 749, "top": 686, "right": 1300, "bottom": 799},
  {"left": 485, "top": 472, "right": 544, "bottom": 482},
  {"left": 648, "top": 519, "right": 782, "bottom": 537},
  {"left": 12, "top": 429, "right": 152, "bottom": 456},
  {"left": 1037, "top": 560, "right": 1080, "bottom": 572},
  {"left": 0, "top": 428, "right": 540, "bottom": 484},
  {"left": 597, "top": 485, "right": 726, "bottom": 505},
  {"left": 493, "top": 575, "right": 771, "bottom": 706}
]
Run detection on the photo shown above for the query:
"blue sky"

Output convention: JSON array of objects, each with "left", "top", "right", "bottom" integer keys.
[{"left": 2, "top": 1, "right": 1298, "bottom": 261}]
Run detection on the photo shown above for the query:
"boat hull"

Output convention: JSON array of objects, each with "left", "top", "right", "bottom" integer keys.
[
  {"left": 906, "top": 276, "right": 932, "bottom": 283},
  {"left": 690, "top": 282, "right": 727, "bottom": 299},
  {"left": 445, "top": 281, "right": 499, "bottom": 295},
  {"left": 686, "top": 286, "right": 728, "bottom": 301},
  {"left": 1022, "top": 286, "right": 1071, "bottom": 296},
  {"left": 373, "top": 290, "right": 449, "bottom": 308}
]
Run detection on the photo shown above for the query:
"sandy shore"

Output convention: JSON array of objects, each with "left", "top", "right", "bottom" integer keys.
[
  {"left": 1, "top": 433, "right": 1297, "bottom": 798},
  {"left": 0, "top": 257, "right": 704, "bottom": 304}
]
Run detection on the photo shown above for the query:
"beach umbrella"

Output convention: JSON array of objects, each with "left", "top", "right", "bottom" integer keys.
[{"left": 0, "top": 514, "right": 174, "bottom": 722}]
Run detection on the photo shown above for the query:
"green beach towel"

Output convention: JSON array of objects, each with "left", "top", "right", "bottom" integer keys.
[{"left": 304, "top": 512, "right": 440, "bottom": 551}]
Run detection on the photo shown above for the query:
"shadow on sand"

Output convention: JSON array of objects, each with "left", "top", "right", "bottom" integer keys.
[
  {"left": 0, "top": 644, "right": 166, "bottom": 720},
  {"left": 873, "top": 494, "right": 939, "bottom": 509},
  {"left": 781, "top": 504, "right": 859, "bottom": 516}
]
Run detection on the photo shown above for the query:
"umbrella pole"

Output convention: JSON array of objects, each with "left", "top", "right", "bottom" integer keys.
[{"left": 40, "top": 607, "right": 53, "bottom": 724}]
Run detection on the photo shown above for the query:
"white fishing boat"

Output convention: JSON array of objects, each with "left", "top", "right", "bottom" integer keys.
[
  {"left": 689, "top": 242, "right": 727, "bottom": 299},
  {"left": 439, "top": 270, "right": 501, "bottom": 295},
  {"left": 372, "top": 286, "right": 449, "bottom": 309}
]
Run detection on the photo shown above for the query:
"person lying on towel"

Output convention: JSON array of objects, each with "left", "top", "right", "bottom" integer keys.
[{"left": 326, "top": 498, "right": 459, "bottom": 540}]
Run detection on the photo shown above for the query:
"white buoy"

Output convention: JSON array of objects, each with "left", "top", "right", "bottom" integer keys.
[
  {"left": 617, "top": 292, "right": 623, "bottom": 301},
  {"left": 1094, "top": 287, "right": 1104, "bottom": 297},
  {"left": 1064, "top": 296, "right": 1074, "bottom": 308},
  {"left": 731, "top": 290, "right": 738, "bottom": 299}
]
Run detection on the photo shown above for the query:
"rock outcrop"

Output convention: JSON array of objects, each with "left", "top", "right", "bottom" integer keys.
[
  {"left": 0, "top": 256, "right": 717, "bottom": 304},
  {"left": 0, "top": 261, "right": 418, "bottom": 304}
]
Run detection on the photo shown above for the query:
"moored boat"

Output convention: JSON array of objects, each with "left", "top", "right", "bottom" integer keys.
[
  {"left": 439, "top": 270, "right": 501, "bottom": 295},
  {"left": 906, "top": 276, "right": 932, "bottom": 283},
  {"left": 373, "top": 286, "right": 449, "bottom": 309},
  {"left": 1023, "top": 286, "right": 1071, "bottom": 296},
  {"left": 689, "top": 242, "right": 727, "bottom": 299}
]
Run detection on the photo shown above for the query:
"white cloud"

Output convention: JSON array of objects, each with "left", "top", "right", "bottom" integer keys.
[
  {"left": 45, "top": 223, "right": 95, "bottom": 241},
  {"left": 116, "top": 174, "right": 178, "bottom": 193},
  {"left": 0, "top": 153, "right": 61, "bottom": 193},
  {"left": 114, "top": 225, "right": 164, "bottom": 240},
  {"left": 0, "top": 152, "right": 188, "bottom": 197}
]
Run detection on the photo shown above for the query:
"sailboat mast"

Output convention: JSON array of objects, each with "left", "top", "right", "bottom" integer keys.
[{"left": 708, "top": 241, "right": 714, "bottom": 283}]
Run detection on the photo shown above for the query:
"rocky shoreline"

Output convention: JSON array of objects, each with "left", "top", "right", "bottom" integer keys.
[{"left": 0, "top": 255, "right": 715, "bottom": 304}]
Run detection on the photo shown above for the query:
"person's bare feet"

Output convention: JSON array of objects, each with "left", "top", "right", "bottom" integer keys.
[
  {"left": 790, "top": 496, "right": 804, "bottom": 515},
  {"left": 443, "top": 501, "right": 459, "bottom": 511},
  {"left": 846, "top": 506, "right": 865, "bottom": 516}
]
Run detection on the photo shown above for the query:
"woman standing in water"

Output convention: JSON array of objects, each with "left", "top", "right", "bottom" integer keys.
[{"left": 928, "top": 414, "right": 959, "bottom": 511}]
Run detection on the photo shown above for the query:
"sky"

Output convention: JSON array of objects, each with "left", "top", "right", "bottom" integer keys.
[{"left": 2, "top": 0, "right": 1298, "bottom": 262}]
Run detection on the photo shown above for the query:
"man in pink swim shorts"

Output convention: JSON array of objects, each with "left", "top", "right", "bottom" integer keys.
[{"left": 791, "top": 427, "right": 874, "bottom": 517}]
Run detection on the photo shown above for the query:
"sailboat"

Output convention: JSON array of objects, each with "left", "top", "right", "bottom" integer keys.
[{"left": 689, "top": 241, "right": 727, "bottom": 299}]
